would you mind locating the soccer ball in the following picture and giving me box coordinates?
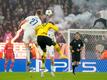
[45,10,53,16]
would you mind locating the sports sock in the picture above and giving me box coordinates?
[10,62,14,70]
[4,62,8,70]
[41,52,46,69]
[54,43,62,55]
[26,48,30,62]
[72,65,76,74]
[51,59,54,72]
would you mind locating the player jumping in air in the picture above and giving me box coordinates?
[70,32,83,75]
[44,10,56,77]
[35,18,67,77]
[12,10,42,71]
[4,38,14,72]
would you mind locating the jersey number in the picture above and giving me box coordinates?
[30,18,38,26]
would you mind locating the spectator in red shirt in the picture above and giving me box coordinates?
[4,38,14,72]
[100,50,107,59]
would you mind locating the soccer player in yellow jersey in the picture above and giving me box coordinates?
[35,10,67,77]
[35,22,67,72]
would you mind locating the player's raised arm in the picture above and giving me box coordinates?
[19,19,27,27]
[49,22,59,31]
[11,28,23,42]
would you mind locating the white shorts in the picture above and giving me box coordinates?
[47,46,54,57]
[23,30,37,44]
[21,22,37,44]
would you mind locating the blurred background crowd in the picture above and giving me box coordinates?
[0,0,73,42]
[0,0,107,42]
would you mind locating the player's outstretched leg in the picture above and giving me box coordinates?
[26,47,31,72]
[41,52,46,77]
[50,57,55,77]
[24,43,31,72]
[54,43,67,59]
[41,51,46,69]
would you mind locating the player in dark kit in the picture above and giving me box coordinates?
[70,32,83,75]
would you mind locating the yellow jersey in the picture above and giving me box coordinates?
[35,22,59,36]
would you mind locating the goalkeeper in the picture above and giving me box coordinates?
[35,21,67,69]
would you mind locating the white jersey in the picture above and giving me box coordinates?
[21,15,42,31]
[21,15,42,43]
[47,29,56,42]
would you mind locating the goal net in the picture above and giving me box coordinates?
[61,29,107,72]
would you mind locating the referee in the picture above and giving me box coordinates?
[70,32,83,75]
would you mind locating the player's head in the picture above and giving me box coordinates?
[74,32,81,40]
[35,9,43,17]
[35,9,46,22]
[7,37,12,43]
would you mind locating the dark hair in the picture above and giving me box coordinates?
[75,32,81,35]
[36,9,42,16]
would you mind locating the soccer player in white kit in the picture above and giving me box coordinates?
[12,10,42,71]
[46,29,56,76]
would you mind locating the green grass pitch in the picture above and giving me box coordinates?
[0,72,107,80]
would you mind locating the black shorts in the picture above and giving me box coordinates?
[72,52,81,62]
[37,36,55,51]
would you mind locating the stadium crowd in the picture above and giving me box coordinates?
[0,0,78,42]
[0,0,107,42]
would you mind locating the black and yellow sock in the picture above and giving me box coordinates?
[41,52,46,69]
[54,43,62,55]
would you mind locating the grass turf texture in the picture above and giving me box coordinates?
[0,72,107,80]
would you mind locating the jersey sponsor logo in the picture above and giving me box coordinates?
[78,44,81,47]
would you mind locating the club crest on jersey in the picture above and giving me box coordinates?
[78,44,81,47]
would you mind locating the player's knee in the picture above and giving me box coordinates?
[53,42,56,46]
[54,43,60,51]
[11,59,14,63]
